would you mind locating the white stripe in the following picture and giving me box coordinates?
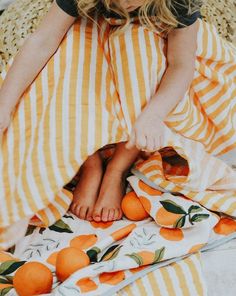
[167,266,185,295]
[37,62,54,198]
[62,30,74,176]
[138,28,151,101]
[74,19,86,163]
[180,258,200,296]
[6,123,19,220]
[87,21,98,154]
[25,83,45,209]
[49,48,64,186]
[0,138,8,225]
[113,35,132,132]
[154,269,171,296]
[205,86,233,115]
[101,53,109,146]
[126,25,142,118]
[17,102,32,217]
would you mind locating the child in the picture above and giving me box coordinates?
[0,1,234,223]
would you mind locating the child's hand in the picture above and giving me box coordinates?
[0,105,12,134]
[126,103,166,152]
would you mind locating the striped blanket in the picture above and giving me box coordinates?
[0,16,236,295]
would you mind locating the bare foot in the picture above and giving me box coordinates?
[70,152,104,221]
[92,165,125,222]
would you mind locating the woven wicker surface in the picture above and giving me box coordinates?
[0,0,235,71]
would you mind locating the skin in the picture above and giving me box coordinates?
[0,0,198,222]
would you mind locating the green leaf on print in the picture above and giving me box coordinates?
[4,276,13,284]
[0,287,13,296]
[0,278,9,284]
[0,261,26,276]
[153,247,165,264]
[174,216,186,228]
[191,214,210,223]
[160,200,186,215]
[86,247,101,263]
[126,253,143,266]
[100,245,122,262]
[25,225,37,237]
[49,220,73,233]
[188,205,203,214]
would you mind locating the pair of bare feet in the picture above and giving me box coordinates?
[70,151,125,222]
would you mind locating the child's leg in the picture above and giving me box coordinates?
[70,151,104,221]
[93,142,140,222]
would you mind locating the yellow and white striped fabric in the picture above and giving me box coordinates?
[0,17,235,248]
[117,253,207,296]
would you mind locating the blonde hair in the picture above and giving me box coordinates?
[75,0,202,34]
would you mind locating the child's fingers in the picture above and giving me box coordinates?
[126,131,136,149]
[153,136,162,151]
[146,135,155,152]
[136,133,147,150]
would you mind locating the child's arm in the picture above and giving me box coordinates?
[126,21,199,152]
[0,1,76,133]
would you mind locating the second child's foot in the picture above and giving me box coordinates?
[70,152,103,221]
[92,166,125,222]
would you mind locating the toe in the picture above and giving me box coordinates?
[69,201,78,213]
[101,207,109,222]
[72,204,81,217]
[79,206,88,220]
[93,207,102,222]
[108,209,115,221]
[114,209,122,220]
[69,202,76,213]
[86,207,94,221]
[118,209,123,220]
[113,209,119,220]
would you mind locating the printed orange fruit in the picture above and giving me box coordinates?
[0,251,18,263]
[139,196,152,213]
[99,271,125,285]
[76,277,98,293]
[138,180,162,196]
[56,247,90,282]
[46,251,59,266]
[160,227,184,241]
[70,234,98,250]
[121,191,149,221]
[213,217,236,236]
[156,207,182,227]
[136,251,155,265]
[111,224,136,241]
[90,221,113,229]
[13,262,53,296]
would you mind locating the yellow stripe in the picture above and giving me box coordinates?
[121,283,134,296]
[186,255,205,296]
[172,260,191,296]
[136,278,147,295]
[131,25,147,109]
[160,268,176,295]
[147,271,162,295]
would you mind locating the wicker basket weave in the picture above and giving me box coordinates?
[0,0,235,72]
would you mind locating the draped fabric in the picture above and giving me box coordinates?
[0,17,235,248]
